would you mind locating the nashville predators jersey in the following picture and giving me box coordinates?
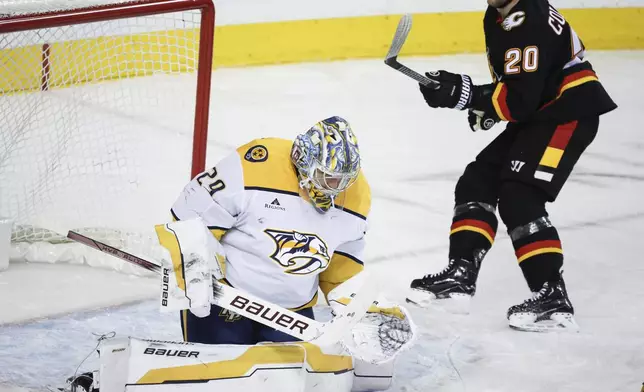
[170,138,370,310]
[476,0,617,123]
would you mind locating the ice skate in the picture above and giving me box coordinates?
[507,277,579,332]
[406,257,481,314]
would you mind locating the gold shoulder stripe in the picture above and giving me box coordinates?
[335,171,371,220]
[337,207,367,221]
[236,138,300,195]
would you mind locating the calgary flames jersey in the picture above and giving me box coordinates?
[170,138,370,310]
[476,0,617,123]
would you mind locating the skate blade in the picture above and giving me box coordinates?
[508,312,580,333]
[406,288,471,314]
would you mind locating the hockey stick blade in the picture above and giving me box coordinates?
[384,14,412,62]
[384,14,438,87]
[67,230,377,347]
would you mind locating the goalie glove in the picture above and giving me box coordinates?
[327,274,416,364]
[343,299,417,364]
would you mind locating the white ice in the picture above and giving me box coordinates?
[1,51,643,392]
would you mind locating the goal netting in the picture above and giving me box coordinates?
[0,0,214,270]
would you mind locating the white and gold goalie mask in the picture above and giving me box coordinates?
[290,116,361,213]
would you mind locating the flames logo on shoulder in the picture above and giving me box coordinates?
[264,229,330,275]
[502,11,526,31]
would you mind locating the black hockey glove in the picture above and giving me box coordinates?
[419,70,473,110]
[468,109,499,132]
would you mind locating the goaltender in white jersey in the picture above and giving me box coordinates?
[164,115,415,351]
[171,132,369,314]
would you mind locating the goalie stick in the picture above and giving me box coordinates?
[67,230,377,348]
[384,14,438,88]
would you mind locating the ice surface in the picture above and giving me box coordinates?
[1,51,643,391]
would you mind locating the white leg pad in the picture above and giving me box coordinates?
[97,337,356,392]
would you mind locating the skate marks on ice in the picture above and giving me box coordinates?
[0,386,30,392]
[391,309,483,392]
[0,264,159,326]
[573,171,644,182]
[0,301,180,391]
[392,301,643,392]
[371,189,445,214]
[584,149,644,169]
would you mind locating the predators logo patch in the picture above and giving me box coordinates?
[264,229,330,275]
[219,308,242,322]
[244,145,268,163]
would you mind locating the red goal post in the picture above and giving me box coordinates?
[0,0,216,267]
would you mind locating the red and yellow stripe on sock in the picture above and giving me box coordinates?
[450,219,496,245]
[534,120,578,182]
[515,240,563,264]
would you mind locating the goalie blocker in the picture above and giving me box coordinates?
[71,336,395,392]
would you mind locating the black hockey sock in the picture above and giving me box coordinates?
[448,202,498,263]
[511,218,563,292]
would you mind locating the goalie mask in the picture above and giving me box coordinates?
[291,116,361,213]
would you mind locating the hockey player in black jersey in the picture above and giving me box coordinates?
[406,0,617,331]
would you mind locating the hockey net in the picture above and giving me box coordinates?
[0,0,214,270]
